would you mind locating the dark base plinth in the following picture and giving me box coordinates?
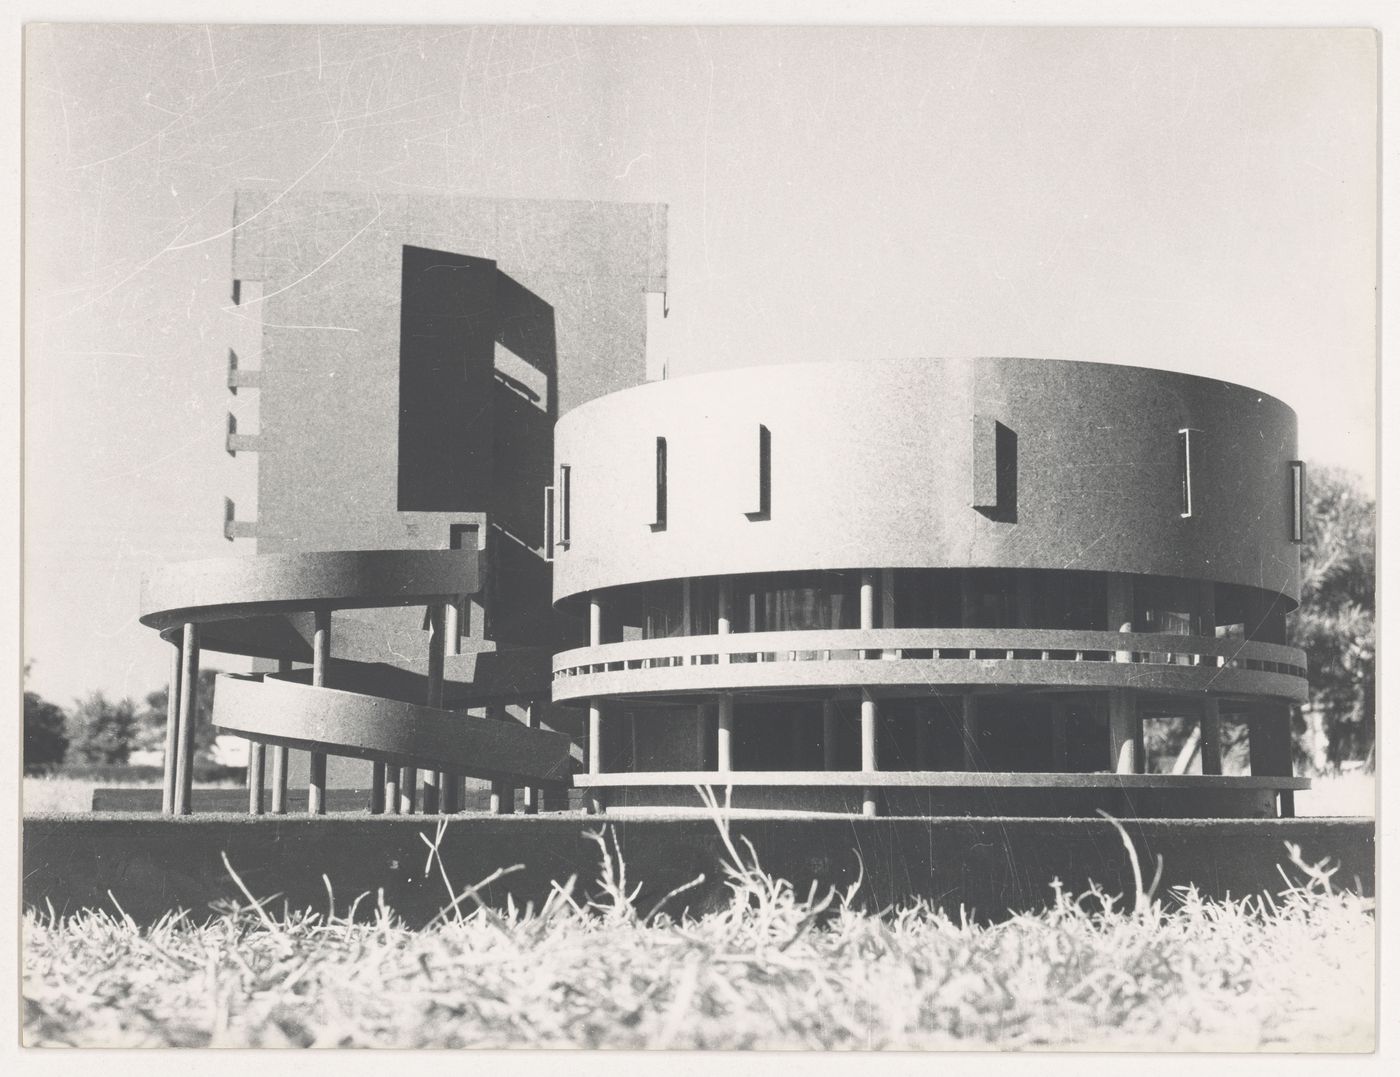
[23,814,1372,929]
[592,785,1284,818]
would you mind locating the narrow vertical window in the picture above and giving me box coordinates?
[543,485,555,562]
[651,437,668,530]
[557,465,571,549]
[1177,429,1193,518]
[1289,460,1305,543]
[746,424,771,519]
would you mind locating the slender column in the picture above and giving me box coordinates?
[860,687,877,818]
[859,574,878,815]
[961,693,979,771]
[1108,688,1139,774]
[422,604,446,814]
[444,599,461,657]
[717,693,734,772]
[717,579,732,654]
[523,700,539,815]
[589,594,603,646]
[711,578,734,775]
[588,595,603,774]
[308,609,330,815]
[441,771,461,814]
[489,704,514,814]
[270,658,291,814]
[587,702,603,776]
[860,693,877,768]
[172,622,200,816]
[860,571,876,658]
[399,766,417,814]
[1200,697,1223,775]
[1050,700,1068,771]
[384,765,400,815]
[860,571,876,625]
[371,762,386,814]
[587,595,605,813]
[822,699,839,770]
[1249,701,1295,818]
[1108,573,1134,666]
[247,741,265,815]
[161,640,182,815]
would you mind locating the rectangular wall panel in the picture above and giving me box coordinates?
[397,245,497,512]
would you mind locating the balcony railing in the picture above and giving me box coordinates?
[551,627,1307,701]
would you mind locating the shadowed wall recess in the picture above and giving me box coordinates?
[397,245,497,512]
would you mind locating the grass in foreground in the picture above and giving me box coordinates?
[22,807,1374,1051]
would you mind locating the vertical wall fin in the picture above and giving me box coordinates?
[972,415,1017,520]
[745,424,771,519]
[971,414,998,509]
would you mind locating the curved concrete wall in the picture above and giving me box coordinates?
[553,358,1300,606]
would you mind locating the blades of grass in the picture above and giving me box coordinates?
[422,864,524,932]
[1096,809,1151,916]
[644,873,706,925]
[220,851,281,935]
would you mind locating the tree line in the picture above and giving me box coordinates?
[23,463,1376,778]
[24,668,221,774]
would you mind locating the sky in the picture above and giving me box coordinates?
[22,24,1378,708]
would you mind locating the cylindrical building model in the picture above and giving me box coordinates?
[550,357,1310,818]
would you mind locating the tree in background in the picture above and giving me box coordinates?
[1289,464,1375,773]
[66,692,140,765]
[135,669,222,766]
[24,691,69,774]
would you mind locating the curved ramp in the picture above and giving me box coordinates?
[140,548,574,812]
[216,675,571,786]
[140,548,479,634]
